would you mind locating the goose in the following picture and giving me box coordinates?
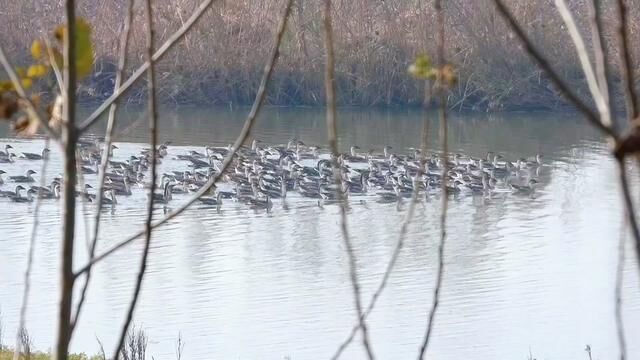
[0,144,14,157]
[0,153,17,163]
[10,170,36,183]
[510,178,538,195]
[21,148,50,160]
[0,185,26,197]
[197,192,224,211]
[11,188,36,203]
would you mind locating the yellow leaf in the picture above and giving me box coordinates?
[31,40,43,59]
[21,78,32,90]
[54,18,94,79]
[27,64,48,78]
[0,81,14,92]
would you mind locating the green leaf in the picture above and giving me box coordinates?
[54,18,94,79]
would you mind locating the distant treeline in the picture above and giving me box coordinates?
[1,0,639,110]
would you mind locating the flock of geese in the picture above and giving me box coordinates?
[0,139,545,210]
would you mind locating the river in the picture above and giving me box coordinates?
[1,106,639,359]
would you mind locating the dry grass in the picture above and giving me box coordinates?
[0,1,638,108]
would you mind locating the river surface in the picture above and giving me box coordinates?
[1,107,639,359]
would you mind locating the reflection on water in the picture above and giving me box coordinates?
[0,108,639,360]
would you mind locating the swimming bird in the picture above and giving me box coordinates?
[21,148,51,160]
[510,178,538,195]
[0,144,14,157]
[0,185,26,198]
[10,170,37,183]
[0,153,17,163]
[11,188,36,203]
[197,192,223,211]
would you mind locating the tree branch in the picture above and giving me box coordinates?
[587,0,613,130]
[0,46,60,139]
[78,0,222,133]
[56,1,78,359]
[113,0,159,356]
[13,138,50,360]
[323,0,374,359]
[74,0,294,279]
[616,210,627,360]
[70,0,134,333]
[554,0,610,127]
[491,0,614,138]
[615,0,638,120]
[418,0,447,357]
[330,82,433,360]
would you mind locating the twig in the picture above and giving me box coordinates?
[616,159,640,289]
[0,46,60,139]
[616,208,627,360]
[56,1,78,359]
[78,0,222,132]
[330,82,432,360]
[323,0,374,359]
[554,0,610,127]
[44,38,65,97]
[587,0,613,130]
[417,0,447,358]
[71,0,134,332]
[13,138,49,360]
[615,0,638,120]
[491,0,614,138]
[74,0,294,278]
[113,0,159,357]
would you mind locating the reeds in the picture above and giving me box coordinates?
[2,0,638,109]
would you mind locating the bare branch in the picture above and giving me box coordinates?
[587,0,613,129]
[113,0,159,357]
[13,138,50,360]
[330,82,433,360]
[491,0,614,138]
[554,0,610,127]
[616,210,627,360]
[616,159,640,286]
[0,46,60,139]
[615,0,638,120]
[71,0,134,332]
[323,0,374,359]
[44,38,65,97]
[75,0,294,278]
[78,0,222,133]
[56,1,79,359]
[418,0,447,357]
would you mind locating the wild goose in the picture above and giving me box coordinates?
[10,170,37,183]
[21,148,51,160]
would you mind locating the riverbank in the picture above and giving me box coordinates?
[2,0,638,111]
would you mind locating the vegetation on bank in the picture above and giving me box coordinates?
[1,0,638,110]
[0,349,102,360]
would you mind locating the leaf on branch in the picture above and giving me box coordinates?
[54,18,94,79]
[409,54,435,80]
[0,80,14,92]
[438,63,457,87]
[31,40,43,60]
[27,64,48,78]
[21,78,32,90]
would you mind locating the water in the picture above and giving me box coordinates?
[1,107,639,360]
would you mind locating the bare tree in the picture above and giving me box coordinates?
[113,0,159,357]
[323,0,374,359]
